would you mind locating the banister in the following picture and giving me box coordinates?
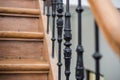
[40,0,105,80]
[56,0,64,80]
[75,0,84,80]
[46,0,50,33]
[51,0,57,58]
[64,0,72,80]
[93,21,102,80]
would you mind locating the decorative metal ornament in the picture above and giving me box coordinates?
[64,0,72,80]
[46,0,50,33]
[56,0,64,80]
[75,0,84,80]
[51,0,57,58]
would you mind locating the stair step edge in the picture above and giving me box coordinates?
[0,31,44,39]
[0,7,40,15]
[0,59,49,71]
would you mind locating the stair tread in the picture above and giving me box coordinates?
[0,59,49,71]
[0,31,44,39]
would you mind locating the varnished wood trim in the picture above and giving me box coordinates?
[0,31,44,39]
[0,59,49,71]
[0,38,43,42]
[0,13,40,18]
[0,7,40,15]
[0,71,49,74]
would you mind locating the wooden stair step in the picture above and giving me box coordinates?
[0,7,40,15]
[0,31,44,39]
[0,59,49,80]
[0,0,51,80]
[0,59,49,72]
[0,0,39,9]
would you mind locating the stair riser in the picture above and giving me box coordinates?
[0,16,41,32]
[0,40,43,60]
[0,73,47,80]
[0,0,39,9]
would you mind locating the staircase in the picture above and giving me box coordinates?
[0,0,56,80]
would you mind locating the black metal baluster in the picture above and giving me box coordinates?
[64,0,72,80]
[75,0,84,80]
[51,0,57,58]
[93,21,102,80]
[43,0,46,15]
[46,0,50,33]
[56,0,64,80]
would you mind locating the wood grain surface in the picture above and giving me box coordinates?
[0,0,50,80]
[0,73,48,80]
[0,0,39,9]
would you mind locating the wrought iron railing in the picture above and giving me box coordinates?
[75,0,84,80]
[64,0,72,80]
[42,0,102,80]
[51,0,57,58]
[93,21,102,80]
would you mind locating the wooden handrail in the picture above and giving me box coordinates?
[0,7,40,15]
[0,31,44,39]
[88,0,120,56]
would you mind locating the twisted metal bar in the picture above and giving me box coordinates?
[51,0,57,58]
[75,0,84,80]
[46,0,50,33]
[93,21,102,80]
[43,0,46,15]
[64,0,72,80]
[56,0,64,80]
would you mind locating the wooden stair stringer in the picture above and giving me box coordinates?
[39,1,58,80]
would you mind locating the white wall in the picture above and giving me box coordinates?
[112,0,120,8]
[63,0,120,8]
[63,0,89,6]
[82,7,120,80]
